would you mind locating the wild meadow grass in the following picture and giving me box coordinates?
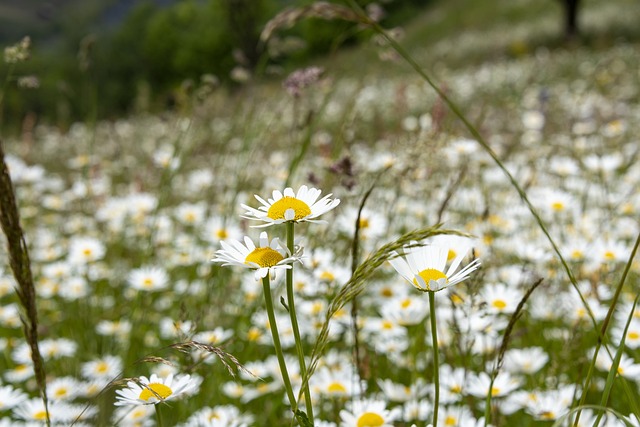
[1,0,640,426]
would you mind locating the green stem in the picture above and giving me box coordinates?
[154,404,164,427]
[428,291,439,427]
[262,275,298,414]
[286,221,314,422]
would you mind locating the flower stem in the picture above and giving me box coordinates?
[154,404,164,427]
[428,291,440,427]
[285,221,314,423]
[262,275,298,414]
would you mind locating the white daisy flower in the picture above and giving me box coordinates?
[212,231,300,280]
[240,185,340,227]
[0,384,28,410]
[340,398,401,427]
[127,266,169,292]
[81,355,123,381]
[389,241,480,292]
[114,373,199,406]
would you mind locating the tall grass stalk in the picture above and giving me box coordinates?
[0,142,50,426]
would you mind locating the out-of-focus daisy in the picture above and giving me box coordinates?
[241,185,340,226]
[112,404,155,426]
[179,404,253,427]
[0,384,28,410]
[313,366,354,399]
[174,202,207,227]
[339,398,401,427]
[67,236,106,265]
[479,283,523,315]
[503,347,549,375]
[115,373,199,406]
[47,376,81,401]
[377,379,428,403]
[127,266,169,292]
[379,294,429,325]
[212,231,300,280]
[81,355,123,381]
[466,372,522,398]
[159,317,194,339]
[389,240,480,292]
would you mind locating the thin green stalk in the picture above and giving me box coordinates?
[285,221,314,422]
[262,275,298,415]
[428,291,440,427]
[154,404,164,427]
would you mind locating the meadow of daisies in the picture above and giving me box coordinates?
[2,1,640,426]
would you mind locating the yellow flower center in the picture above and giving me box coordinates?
[447,249,456,261]
[320,271,335,281]
[327,382,347,393]
[216,229,228,239]
[245,247,284,268]
[382,320,394,330]
[54,387,68,398]
[492,300,507,309]
[83,248,93,256]
[267,197,311,221]
[380,287,394,298]
[413,268,447,290]
[604,250,616,260]
[357,412,385,427]
[247,327,262,341]
[139,383,173,401]
[491,386,500,396]
[571,249,584,260]
[539,411,555,420]
[401,298,412,308]
[34,411,48,420]
[551,201,565,211]
[96,361,109,373]
[445,415,457,426]
[142,278,154,288]
[358,217,370,229]
[628,331,639,340]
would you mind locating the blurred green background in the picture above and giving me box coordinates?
[1,0,637,134]
[0,0,434,131]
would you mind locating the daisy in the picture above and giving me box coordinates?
[81,355,123,381]
[240,185,340,226]
[112,404,155,426]
[502,347,549,375]
[47,376,81,401]
[126,266,169,292]
[67,236,106,265]
[339,398,401,427]
[389,241,480,292]
[0,384,28,410]
[114,373,199,406]
[212,231,300,280]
